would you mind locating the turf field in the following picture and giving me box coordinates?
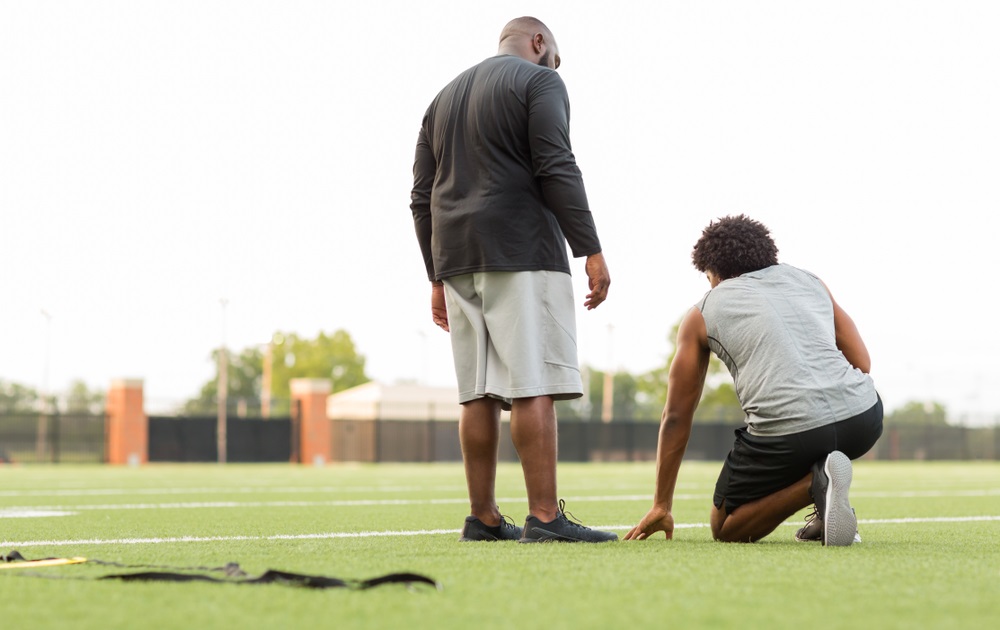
[1,461,998,629]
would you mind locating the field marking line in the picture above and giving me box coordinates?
[0,482,703,498]
[4,488,999,515]
[0,509,77,518]
[0,495,659,513]
[3,515,998,548]
[0,485,469,498]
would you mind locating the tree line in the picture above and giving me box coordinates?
[0,323,952,425]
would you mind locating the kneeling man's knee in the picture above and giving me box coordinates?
[710,504,727,540]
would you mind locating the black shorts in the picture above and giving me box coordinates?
[713,395,883,514]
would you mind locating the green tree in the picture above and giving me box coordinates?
[558,368,659,421]
[635,364,669,420]
[65,380,105,414]
[182,329,369,416]
[633,316,745,424]
[0,379,40,413]
[182,346,264,416]
[885,401,948,425]
[693,381,743,422]
[270,330,369,401]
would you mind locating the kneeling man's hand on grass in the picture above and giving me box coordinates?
[624,505,674,541]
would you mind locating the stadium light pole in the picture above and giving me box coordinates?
[36,308,52,461]
[217,298,229,464]
[262,337,273,419]
[40,308,51,406]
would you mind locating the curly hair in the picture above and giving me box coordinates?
[691,215,779,280]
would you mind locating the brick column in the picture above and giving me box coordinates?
[291,378,332,466]
[105,379,147,465]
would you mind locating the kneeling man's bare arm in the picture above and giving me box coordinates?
[625,307,711,541]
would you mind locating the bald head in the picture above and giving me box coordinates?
[498,16,560,69]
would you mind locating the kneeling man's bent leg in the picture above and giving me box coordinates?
[711,475,813,542]
[711,427,819,542]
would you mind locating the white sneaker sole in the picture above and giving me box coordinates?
[822,451,857,546]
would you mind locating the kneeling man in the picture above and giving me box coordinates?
[626,215,882,545]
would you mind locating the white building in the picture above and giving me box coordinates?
[326,381,461,421]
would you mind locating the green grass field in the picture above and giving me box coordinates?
[2,461,998,629]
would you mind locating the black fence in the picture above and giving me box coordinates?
[325,420,757,462]
[148,416,292,462]
[333,420,1000,463]
[0,413,105,463]
[2,414,998,463]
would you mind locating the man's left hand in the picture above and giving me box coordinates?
[624,505,674,541]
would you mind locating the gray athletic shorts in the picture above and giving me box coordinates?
[443,270,584,409]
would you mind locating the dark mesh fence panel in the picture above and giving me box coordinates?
[148,417,291,462]
[0,413,103,463]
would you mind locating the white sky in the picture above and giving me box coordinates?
[2,1,998,422]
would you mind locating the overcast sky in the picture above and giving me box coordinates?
[2,1,998,422]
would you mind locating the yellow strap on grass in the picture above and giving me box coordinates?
[0,557,87,570]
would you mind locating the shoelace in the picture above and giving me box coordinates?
[499,514,518,531]
[557,499,592,530]
[802,506,819,525]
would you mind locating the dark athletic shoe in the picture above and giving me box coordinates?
[794,507,823,542]
[810,451,857,547]
[458,513,523,542]
[519,499,618,543]
[794,506,862,543]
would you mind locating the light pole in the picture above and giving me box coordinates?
[217,298,228,464]
[36,309,52,460]
[262,337,273,419]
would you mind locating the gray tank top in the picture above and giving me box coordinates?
[697,264,877,436]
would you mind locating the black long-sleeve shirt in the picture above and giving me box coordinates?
[411,55,602,282]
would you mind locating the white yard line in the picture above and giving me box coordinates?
[3,515,998,548]
[0,494,659,513]
[2,488,999,514]
[0,486,467,498]
[0,482,704,498]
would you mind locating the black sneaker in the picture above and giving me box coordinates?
[794,506,862,543]
[794,507,823,542]
[458,513,523,542]
[810,451,857,547]
[519,499,618,543]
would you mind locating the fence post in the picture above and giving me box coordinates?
[427,418,435,463]
[290,378,332,466]
[105,379,147,465]
[289,399,301,464]
[889,426,900,461]
[51,411,60,464]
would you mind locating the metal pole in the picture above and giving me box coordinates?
[262,339,273,418]
[217,298,228,464]
[36,309,52,461]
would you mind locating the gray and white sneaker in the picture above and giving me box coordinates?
[810,451,857,546]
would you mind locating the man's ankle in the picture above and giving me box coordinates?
[527,506,559,523]
[471,509,501,527]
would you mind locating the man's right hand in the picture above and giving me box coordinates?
[431,282,449,332]
[583,252,610,310]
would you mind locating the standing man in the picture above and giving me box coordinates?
[625,215,882,546]
[411,17,616,543]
